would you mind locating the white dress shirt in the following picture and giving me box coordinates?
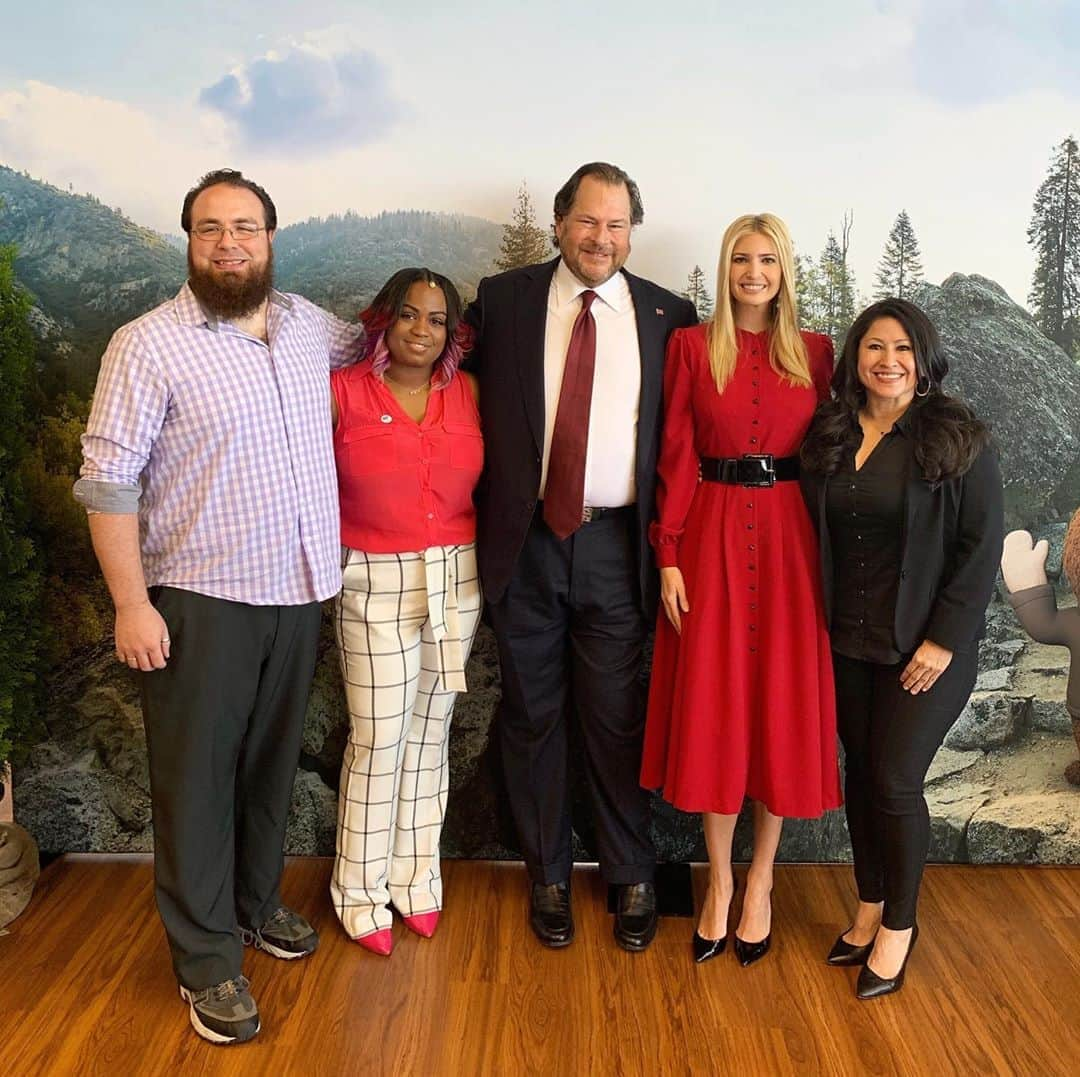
[540,259,641,507]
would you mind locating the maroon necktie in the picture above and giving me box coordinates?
[543,289,597,539]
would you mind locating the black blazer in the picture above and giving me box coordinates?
[464,258,697,617]
[801,443,1005,654]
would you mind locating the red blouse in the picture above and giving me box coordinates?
[331,360,482,553]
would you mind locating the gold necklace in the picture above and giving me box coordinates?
[385,373,431,396]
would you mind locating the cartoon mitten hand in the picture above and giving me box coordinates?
[1001,530,1050,593]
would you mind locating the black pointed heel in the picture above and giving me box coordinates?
[692,931,727,964]
[856,925,919,999]
[733,932,772,967]
[692,876,736,965]
[826,928,876,966]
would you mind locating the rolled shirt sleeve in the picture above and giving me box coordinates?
[73,322,169,513]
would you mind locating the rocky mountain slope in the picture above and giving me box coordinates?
[0,167,502,390]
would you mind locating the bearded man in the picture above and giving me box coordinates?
[74,169,363,1045]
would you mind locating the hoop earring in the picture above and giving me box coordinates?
[915,376,931,398]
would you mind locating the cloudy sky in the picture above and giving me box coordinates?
[2,0,1078,308]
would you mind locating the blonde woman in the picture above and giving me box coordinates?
[641,214,841,966]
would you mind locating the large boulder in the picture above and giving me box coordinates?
[944,692,1031,751]
[0,823,40,930]
[913,274,1080,525]
[967,793,1080,863]
[926,782,992,860]
[285,769,338,856]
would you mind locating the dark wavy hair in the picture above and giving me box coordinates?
[181,168,277,233]
[800,298,990,482]
[359,268,473,389]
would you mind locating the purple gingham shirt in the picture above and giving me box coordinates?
[74,282,364,605]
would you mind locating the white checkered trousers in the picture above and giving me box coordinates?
[331,542,482,938]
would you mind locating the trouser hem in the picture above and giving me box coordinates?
[603,863,656,886]
[528,860,572,885]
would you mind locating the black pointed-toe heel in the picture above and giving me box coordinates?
[692,876,737,965]
[826,929,876,967]
[856,925,919,999]
[733,932,772,967]
[692,931,727,964]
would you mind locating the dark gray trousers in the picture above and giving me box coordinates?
[140,587,322,989]
[488,508,656,886]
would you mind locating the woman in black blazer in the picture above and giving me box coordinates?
[800,298,1003,999]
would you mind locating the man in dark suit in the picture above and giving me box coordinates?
[465,162,696,950]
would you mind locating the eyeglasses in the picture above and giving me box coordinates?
[190,223,266,241]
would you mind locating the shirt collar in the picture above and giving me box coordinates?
[173,281,293,333]
[553,258,629,313]
[892,407,914,436]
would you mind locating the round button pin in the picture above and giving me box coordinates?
[380,414,392,424]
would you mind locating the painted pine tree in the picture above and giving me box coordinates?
[874,210,924,299]
[795,252,822,327]
[1028,135,1080,357]
[811,214,856,349]
[682,264,713,319]
[494,182,550,271]
[0,219,42,761]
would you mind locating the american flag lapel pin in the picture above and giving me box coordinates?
[655,307,665,316]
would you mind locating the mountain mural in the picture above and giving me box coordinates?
[0,166,503,391]
[273,210,503,318]
[0,166,185,389]
[4,166,1077,867]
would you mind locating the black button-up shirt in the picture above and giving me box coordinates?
[826,412,914,663]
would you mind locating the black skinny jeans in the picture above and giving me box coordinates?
[832,648,979,930]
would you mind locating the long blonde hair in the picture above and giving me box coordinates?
[707,213,810,393]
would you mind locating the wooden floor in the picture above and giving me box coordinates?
[1,858,1078,1076]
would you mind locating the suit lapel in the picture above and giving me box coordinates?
[516,259,559,455]
[624,270,666,467]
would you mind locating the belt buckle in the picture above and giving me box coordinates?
[581,506,595,523]
[741,453,775,487]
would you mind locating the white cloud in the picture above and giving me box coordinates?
[199,44,403,154]
[0,80,228,233]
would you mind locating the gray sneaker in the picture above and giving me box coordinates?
[178,975,260,1045]
[241,905,319,960]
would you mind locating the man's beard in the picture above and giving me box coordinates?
[187,247,274,320]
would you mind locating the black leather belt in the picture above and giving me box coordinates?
[700,454,799,487]
[535,501,634,523]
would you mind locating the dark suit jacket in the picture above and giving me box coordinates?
[801,442,1005,654]
[464,258,697,618]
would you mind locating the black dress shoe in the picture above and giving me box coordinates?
[614,881,658,952]
[856,925,919,999]
[733,933,772,967]
[529,882,574,948]
[826,928,876,966]
[692,931,727,963]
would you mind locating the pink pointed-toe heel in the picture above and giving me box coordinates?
[402,911,440,938]
[354,928,393,956]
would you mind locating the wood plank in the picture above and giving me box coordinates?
[0,859,1077,1076]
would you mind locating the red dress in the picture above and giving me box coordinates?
[640,325,842,817]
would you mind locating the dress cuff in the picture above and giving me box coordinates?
[648,522,682,568]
